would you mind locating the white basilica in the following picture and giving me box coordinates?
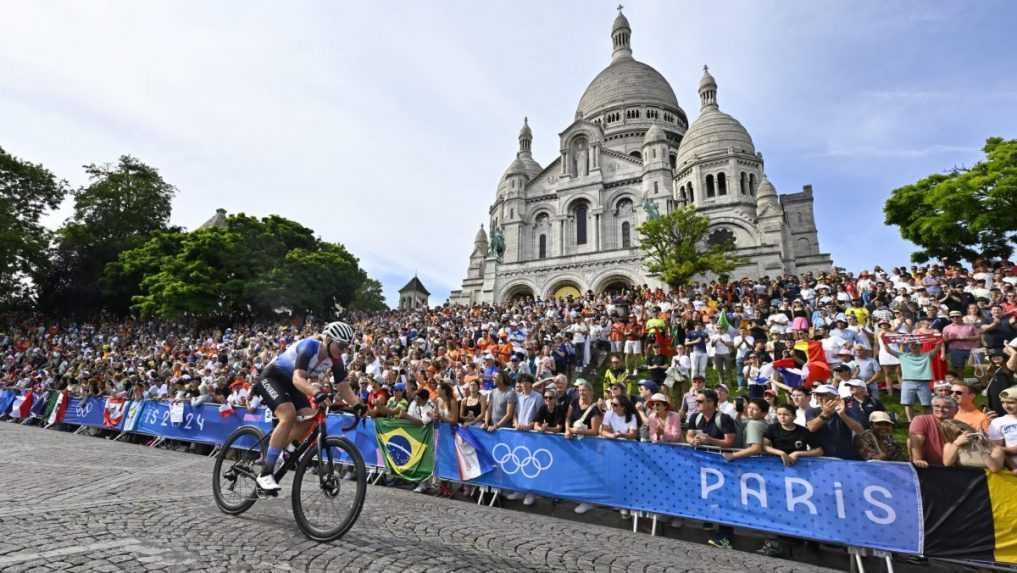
[449,9,832,305]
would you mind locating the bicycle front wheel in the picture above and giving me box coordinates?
[212,425,265,515]
[291,436,367,541]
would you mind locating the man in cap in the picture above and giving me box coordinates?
[843,379,885,428]
[805,384,864,459]
[909,395,957,468]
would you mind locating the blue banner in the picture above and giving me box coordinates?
[324,414,385,468]
[62,397,108,428]
[434,426,922,554]
[132,401,271,444]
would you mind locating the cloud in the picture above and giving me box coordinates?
[808,144,980,159]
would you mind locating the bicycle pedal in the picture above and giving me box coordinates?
[255,487,280,499]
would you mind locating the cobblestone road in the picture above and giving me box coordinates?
[0,423,840,573]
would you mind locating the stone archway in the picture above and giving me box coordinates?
[599,277,633,296]
[503,284,536,303]
[548,281,583,300]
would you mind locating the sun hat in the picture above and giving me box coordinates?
[869,411,893,425]
[647,393,670,407]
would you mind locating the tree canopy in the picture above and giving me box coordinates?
[118,213,383,322]
[638,206,742,289]
[38,155,177,316]
[884,137,1017,264]
[0,146,67,308]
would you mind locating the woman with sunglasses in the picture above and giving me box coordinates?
[600,394,638,440]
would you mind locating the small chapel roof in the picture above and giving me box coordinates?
[198,208,228,230]
[399,275,430,295]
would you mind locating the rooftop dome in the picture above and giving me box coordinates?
[576,9,681,119]
[675,66,755,168]
[577,58,680,118]
[643,124,667,144]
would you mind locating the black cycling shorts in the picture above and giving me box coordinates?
[254,367,311,412]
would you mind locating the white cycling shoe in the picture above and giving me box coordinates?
[256,473,281,491]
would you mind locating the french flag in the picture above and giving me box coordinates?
[771,358,806,388]
[12,390,34,418]
[453,426,495,481]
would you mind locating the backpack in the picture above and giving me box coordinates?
[691,411,745,449]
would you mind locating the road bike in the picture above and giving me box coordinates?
[212,394,367,541]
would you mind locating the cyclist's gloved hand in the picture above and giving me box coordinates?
[314,391,331,406]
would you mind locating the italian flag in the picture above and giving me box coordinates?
[43,390,69,425]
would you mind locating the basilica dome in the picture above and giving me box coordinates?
[675,66,755,168]
[576,57,680,119]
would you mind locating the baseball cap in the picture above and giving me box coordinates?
[869,411,893,425]
[1000,385,1017,401]
[843,379,866,388]
[716,383,729,392]
[393,383,406,392]
[813,384,838,395]
[573,378,592,389]
[949,310,962,317]
[833,364,851,373]
[637,380,659,393]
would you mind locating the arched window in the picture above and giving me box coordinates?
[539,234,547,259]
[669,153,677,170]
[718,173,727,196]
[621,222,631,248]
[706,174,715,198]
[749,174,757,195]
[574,202,588,245]
[740,172,747,195]
[688,182,694,202]
[629,150,642,160]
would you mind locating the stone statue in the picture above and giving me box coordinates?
[488,225,505,259]
[640,192,660,220]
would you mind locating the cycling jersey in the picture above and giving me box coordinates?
[255,337,348,411]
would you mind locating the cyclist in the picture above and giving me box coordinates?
[253,321,359,491]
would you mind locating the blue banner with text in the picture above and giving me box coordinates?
[434,425,922,554]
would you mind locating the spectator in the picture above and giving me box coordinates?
[600,395,638,440]
[848,346,881,399]
[459,380,485,426]
[603,355,631,397]
[637,392,682,444]
[715,384,737,419]
[855,411,905,461]
[988,385,1017,473]
[942,310,980,371]
[881,334,943,421]
[386,383,410,418]
[512,374,542,431]
[733,326,755,390]
[533,388,565,433]
[685,322,709,380]
[951,382,991,432]
[722,398,770,461]
[805,385,864,460]
[622,317,644,375]
[941,418,1001,470]
[403,388,434,426]
[843,379,885,428]
[565,379,602,514]
[909,396,957,468]
[678,375,705,422]
[986,347,1017,417]
[645,343,668,387]
[484,372,516,431]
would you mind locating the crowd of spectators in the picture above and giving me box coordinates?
[4,261,1017,556]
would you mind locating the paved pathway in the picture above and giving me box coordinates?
[0,423,839,573]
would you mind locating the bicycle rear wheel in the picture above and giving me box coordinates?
[291,436,367,541]
[212,425,265,515]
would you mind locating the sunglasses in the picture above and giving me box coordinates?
[950,390,967,396]
[695,399,704,404]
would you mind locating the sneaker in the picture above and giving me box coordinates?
[574,503,593,514]
[413,482,429,494]
[522,494,536,506]
[708,537,732,550]
[504,491,523,501]
[256,473,281,491]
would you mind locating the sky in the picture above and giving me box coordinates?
[2,1,1016,307]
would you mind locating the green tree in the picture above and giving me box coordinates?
[0,147,67,308]
[350,277,388,312]
[119,213,376,322]
[39,155,176,316]
[884,137,1017,263]
[638,206,742,289]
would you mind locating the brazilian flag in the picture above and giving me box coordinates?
[374,418,434,482]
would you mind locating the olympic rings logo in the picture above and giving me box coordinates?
[491,443,553,479]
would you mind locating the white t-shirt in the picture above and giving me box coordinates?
[602,410,637,434]
[989,415,1017,464]
[718,400,738,419]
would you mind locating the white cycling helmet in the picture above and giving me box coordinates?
[322,321,354,344]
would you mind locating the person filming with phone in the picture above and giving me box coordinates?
[805,384,864,460]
